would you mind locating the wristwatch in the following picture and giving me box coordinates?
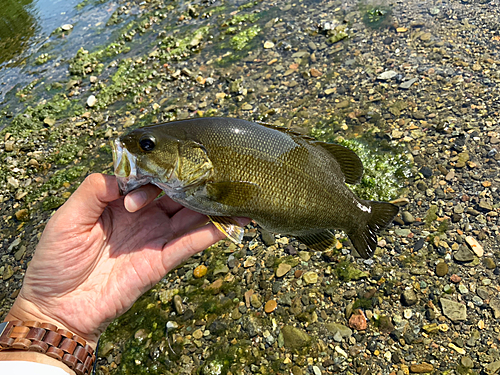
[0,320,96,375]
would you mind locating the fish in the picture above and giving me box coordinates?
[111,117,399,258]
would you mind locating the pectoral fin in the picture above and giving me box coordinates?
[314,142,364,184]
[208,216,245,244]
[206,181,261,206]
[295,230,337,251]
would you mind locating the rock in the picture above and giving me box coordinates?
[264,300,277,313]
[2,265,14,280]
[349,309,367,330]
[173,295,184,315]
[325,323,352,341]
[8,238,21,252]
[5,141,14,151]
[281,325,312,350]
[298,251,310,261]
[193,264,207,278]
[401,211,414,224]
[244,256,256,268]
[377,70,398,80]
[260,229,275,246]
[410,363,434,373]
[454,246,474,262]
[399,78,418,89]
[461,356,474,368]
[435,262,449,277]
[15,209,30,222]
[61,24,73,31]
[401,289,418,306]
[87,95,97,107]
[440,298,467,322]
[483,258,496,270]
[251,293,262,309]
[263,41,274,49]
[276,263,292,278]
[490,298,500,319]
[192,329,203,339]
[14,246,26,261]
[310,68,322,77]
[303,271,318,284]
[485,361,500,374]
[465,236,483,257]
[7,176,19,189]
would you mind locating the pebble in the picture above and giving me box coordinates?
[377,70,398,80]
[465,236,483,257]
[440,298,467,322]
[325,323,352,341]
[401,289,418,306]
[244,256,256,268]
[193,265,207,278]
[173,295,184,315]
[250,293,262,309]
[349,309,367,330]
[303,271,318,284]
[399,78,418,89]
[61,24,73,31]
[401,211,414,224]
[435,262,449,277]
[5,141,14,151]
[490,298,500,319]
[410,363,434,373]
[281,325,312,350]
[14,246,26,261]
[2,265,14,280]
[454,246,474,262]
[87,95,97,107]
[276,263,292,278]
[263,41,274,49]
[14,209,30,222]
[264,299,277,313]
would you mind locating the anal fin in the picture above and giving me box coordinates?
[295,230,337,252]
[208,215,245,244]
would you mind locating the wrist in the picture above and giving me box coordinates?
[5,298,99,351]
[0,350,76,374]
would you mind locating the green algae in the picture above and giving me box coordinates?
[230,25,261,51]
[336,260,369,281]
[311,128,410,201]
[158,25,211,61]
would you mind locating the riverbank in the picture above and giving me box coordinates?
[1,0,499,374]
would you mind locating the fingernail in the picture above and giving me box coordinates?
[125,190,148,212]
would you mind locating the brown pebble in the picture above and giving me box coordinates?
[435,262,449,277]
[348,309,367,330]
[410,363,434,373]
[294,270,303,278]
[193,264,208,278]
[450,274,462,283]
[310,68,322,77]
[15,209,30,222]
[264,300,277,313]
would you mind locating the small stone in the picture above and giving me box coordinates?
[349,309,367,330]
[310,68,322,77]
[192,329,203,339]
[485,362,500,374]
[87,95,97,107]
[435,262,449,277]
[461,356,474,369]
[298,251,311,262]
[440,298,467,322]
[251,293,262,309]
[14,246,26,261]
[465,236,483,257]
[303,271,318,284]
[454,246,474,262]
[2,265,14,280]
[281,325,312,350]
[264,300,277,313]
[401,289,418,306]
[61,24,73,31]
[241,103,253,110]
[263,41,274,49]
[193,264,207,278]
[401,211,414,224]
[15,209,30,222]
[260,229,275,246]
[450,274,462,283]
[410,363,434,373]
[483,258,496,270]
[173,295,184,315]
[244,256,257,268]
[377,70,398,80]
[44,117,56,126]
[276,263,292,278]
[325,323,352,341]
[399,78,417,89]
[4,141,14,151]
[7,176,19,189]
[490,298,500,319]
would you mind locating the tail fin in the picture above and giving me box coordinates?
[348,201,399,259]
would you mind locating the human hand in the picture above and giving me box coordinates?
[5,173,244,349]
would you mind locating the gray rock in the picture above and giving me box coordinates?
[461,356,474,368]
[440,298,467,322]
[325,323,352,342]
[281,325,312,350]
[260,229,275,246]
[485,361,500,374]
[401,289,418,306]
[454,246,474,262]
[401,211,414,224]
[399,78,418,89]
[490,298,500,319]
[377,70,398,80]
[14,246,26,261]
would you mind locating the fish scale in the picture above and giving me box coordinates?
[113,117,399,258]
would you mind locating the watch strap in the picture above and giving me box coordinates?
[0,321,95,375]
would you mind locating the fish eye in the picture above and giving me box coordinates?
[139,135,156,152]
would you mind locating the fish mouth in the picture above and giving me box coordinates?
[111,138,151,195]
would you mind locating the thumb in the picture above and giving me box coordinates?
[52,173,121,228]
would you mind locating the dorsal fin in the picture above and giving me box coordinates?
[313,142,364,184]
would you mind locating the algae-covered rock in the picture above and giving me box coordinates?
[281,325,312,351]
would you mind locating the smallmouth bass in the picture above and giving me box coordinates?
[112,117,399,258]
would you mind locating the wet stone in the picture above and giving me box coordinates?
[2,265,14,280]
[401,211,415,224]
[402,289,418,306]
[303,271,318,284]
[440,298,467,322]
[14,246,26,261]
[260,229,275,246]
[436,262,449,277]
[281,325,312,350]
[490,298,500,319]
[325,323,352,341]
[173,295,184,315]
[276,263,292,278]
[454,246,474,262]
[410,363,434,373]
